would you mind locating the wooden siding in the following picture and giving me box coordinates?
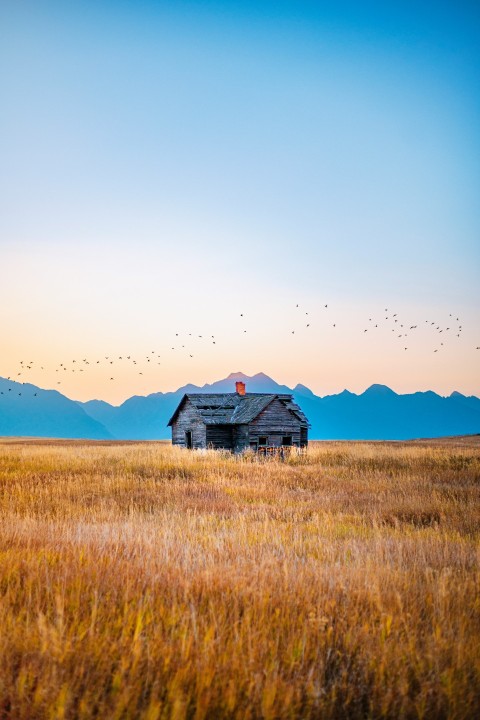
[233,424,249,453]
[249,398,306,448]
[206,425,233,450]
[171,398,206,449]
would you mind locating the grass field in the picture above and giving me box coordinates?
[0,438,479,719]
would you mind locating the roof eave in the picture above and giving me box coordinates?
[167,393,188,427]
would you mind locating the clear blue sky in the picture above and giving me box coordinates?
[1,1,479,401]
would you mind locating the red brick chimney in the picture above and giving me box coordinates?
[235,381,246,396]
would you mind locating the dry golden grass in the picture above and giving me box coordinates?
[0,438,479,719]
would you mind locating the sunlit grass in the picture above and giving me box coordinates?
[0,439,479,718]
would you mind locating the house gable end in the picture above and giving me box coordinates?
[167,394,188,427]
[248,397,305,446]
[167,395,205,427]
[170,397,206,449]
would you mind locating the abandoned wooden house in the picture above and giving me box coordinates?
[168,381,309,452]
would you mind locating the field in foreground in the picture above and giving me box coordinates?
[0,440,479,719]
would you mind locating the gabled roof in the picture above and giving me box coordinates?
[167,392,309,427]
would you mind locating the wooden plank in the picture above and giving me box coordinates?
[206,425,234,450]
[171,398,207,449]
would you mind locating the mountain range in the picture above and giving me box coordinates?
[1,372,479,441]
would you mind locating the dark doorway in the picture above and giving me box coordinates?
[185,430,193,449]
[282,436,292,446]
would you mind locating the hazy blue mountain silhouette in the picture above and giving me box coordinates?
[0,378,112,439]
[449,391,480,413]
[295,384,480,440]
[1,372,479,440]
[80,393,182,441]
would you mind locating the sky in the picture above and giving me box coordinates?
[0,0,479,403]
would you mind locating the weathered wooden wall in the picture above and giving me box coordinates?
[233,424,249,453]
[171,399,206,449]
[248,398,305,448]
[206,425,233,450]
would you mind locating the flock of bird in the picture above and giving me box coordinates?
[360,310,468,353]
[1,303,478,398]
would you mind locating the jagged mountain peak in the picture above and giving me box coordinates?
[363,383,397,396]
[294,383,315,397]
[225,371,249,381]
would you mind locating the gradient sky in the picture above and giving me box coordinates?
[1,0,479,403]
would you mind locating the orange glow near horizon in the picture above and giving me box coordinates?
[2,271,478,404]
